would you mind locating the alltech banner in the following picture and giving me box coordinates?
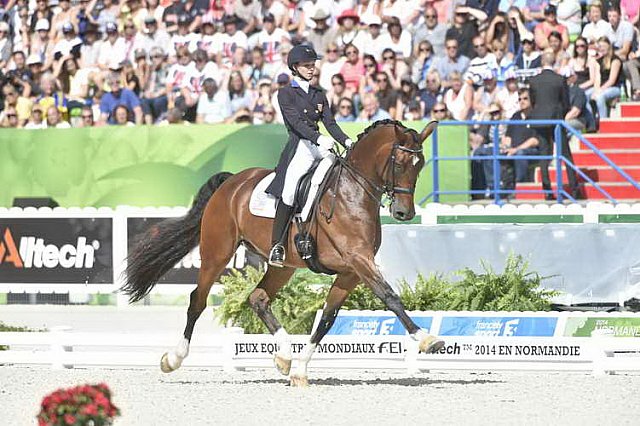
[0,217,113,284]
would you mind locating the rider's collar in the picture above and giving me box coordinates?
[292,77,310,94]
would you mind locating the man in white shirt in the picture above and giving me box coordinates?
[196,77,232,123]
[97,22,126,71]
[249,13,290,68]
[133,17,171,58]
[581,3,615,44]
[414,6,448,58]
[216,14,249,66]
[465,36,498,83]
[359,15,384,60]
[608,7,634,59]
[234,0,262,35]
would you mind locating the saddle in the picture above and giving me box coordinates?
[249,157,337,275]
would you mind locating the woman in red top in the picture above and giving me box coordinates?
[339,43,364,94]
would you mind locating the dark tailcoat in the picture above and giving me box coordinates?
[266,80,349,198]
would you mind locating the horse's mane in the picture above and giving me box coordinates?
[356,119,418,143]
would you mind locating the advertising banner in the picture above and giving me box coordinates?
[127,217,262,284]
[327,313,433,336]
[0,123,469,208]
[564,317,640,337]
[438,316,557,337]
[0,218,113,284]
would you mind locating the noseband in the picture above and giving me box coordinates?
[384,143,423,199]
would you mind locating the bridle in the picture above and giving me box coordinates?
[335,131,423,207]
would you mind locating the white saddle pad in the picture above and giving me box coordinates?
[249,157,334,222]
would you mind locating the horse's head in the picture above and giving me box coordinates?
[352,120,437,221]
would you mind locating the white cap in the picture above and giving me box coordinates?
[35,19,50,32]
[363,14,381,26]
[26,54,43,65]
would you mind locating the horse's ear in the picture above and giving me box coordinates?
[418,120,438,144]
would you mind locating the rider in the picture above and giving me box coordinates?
[265,44,354,267]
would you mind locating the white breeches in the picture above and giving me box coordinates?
[281,138,333,206]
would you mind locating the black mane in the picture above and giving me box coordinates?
[356,119,419,143]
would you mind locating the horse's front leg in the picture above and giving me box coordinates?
[349,253,445,354]
[248,266,296,375]
[290,272,359,387]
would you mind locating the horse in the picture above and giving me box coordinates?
[121,119,442,386]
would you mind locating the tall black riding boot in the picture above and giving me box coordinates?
[269,201,294,267]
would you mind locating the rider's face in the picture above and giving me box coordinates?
[296,61,316,81]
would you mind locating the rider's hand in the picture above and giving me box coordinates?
[344,138,354,149]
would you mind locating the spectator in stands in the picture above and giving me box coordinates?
[411,40,434,89]
[195,17,218,55]
[53,55,89,112]
[98,22,126,71]
[100,72,143,125]
[305,9,337,56]
[0,106,19,128]
[46,105,71,128]
[122,60,142,97]
[470,102,506,197]
[234,0,261,34]
[336,9,366,50]
[624,42,640,101]
[359,15,384,61]
[547,31,570,70]
[357,91,391,122]
[37,73,68,121]
[444,71,472,120]
[24,103,46,129]
[414,6,447,58]
[196,77,232,124]
[2,83,31,126]
[466,36,498,85]
[492,40,515,87]
[79,106,95,127]
[472,70,499,119]
[80,24,103,71]
[621,0,640,25]
[327,73,351,115]
[563,67,592,133]
[514,33,541,85]
[218,14,249,67]
[586,37,623,120]
[134,17,171,57]
[182,0,205,33]
[534,5,569,50]
[374,70,398,119]
[358,54,379,97]
[446,5,479,59]
[113,104,134,126]
[247,47,272,88]
[569,37,596,91]
[31,19,54,72]
[262,104,277,124]
[51,0,75,41]
[495,70,520,118]
[430,101,452,121]
[556,0,582,39]
[94,0,120,34]
[419,71,444,116]
[355,0,380,20]
[5,51,33,98]
[522,0,546,31]
[227,70,252,114]
[429,38,470,88]
[608,7,634,60]
[141,46,168,124]
[340,43,364,93]
[250,13,290,70]
[162,0,184,33]
[319,42,345,91]
[504,7,531,55]
[397,76,423,120]
[581,3,615,44]
[0,22,12,70]
[379,47,409,89]
[335,96,356,122]
[379,17,412,60]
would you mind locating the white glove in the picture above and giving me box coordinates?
[344,138,354,148]
[316,135,335,158]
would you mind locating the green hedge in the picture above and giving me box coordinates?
[216,254,558,334]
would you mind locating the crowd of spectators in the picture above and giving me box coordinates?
[0,0,638,131]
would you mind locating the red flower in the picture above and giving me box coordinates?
[64,414,76,425]
[81,404,98,416]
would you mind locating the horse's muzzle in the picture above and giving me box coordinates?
[391,204,415,221]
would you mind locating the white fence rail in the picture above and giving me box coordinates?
[1,330,639,375]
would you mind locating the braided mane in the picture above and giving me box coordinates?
[356,119,419,143]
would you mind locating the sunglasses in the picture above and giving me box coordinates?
[433,108,445,113]
[82,114,93,119]
[518,97,529,101]
[327,49,338,53]
[489,110,500,115]
[32,110,42,113]
[419,48,431,52]
[339,105,352,109]
[6,113,17,118]
[125,25,135,29]
[425,15,436,19]
[264,111,274,115]
[474,44,485,48]
[446,45,457,49]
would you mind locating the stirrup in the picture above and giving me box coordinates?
[268,244,285,267]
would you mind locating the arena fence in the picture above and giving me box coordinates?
[1,311,639,375]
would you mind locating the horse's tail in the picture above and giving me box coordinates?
[120,172,234,303]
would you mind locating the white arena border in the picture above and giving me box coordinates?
[1,311,639,374]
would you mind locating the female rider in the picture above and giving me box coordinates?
[265,44,354,267]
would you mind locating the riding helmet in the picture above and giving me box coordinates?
[287,44,320,71]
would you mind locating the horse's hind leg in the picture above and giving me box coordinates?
[290,272,359,387]
[161,234,236,373]
[248,266,296,375]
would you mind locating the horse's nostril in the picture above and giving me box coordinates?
[396,211,405,219]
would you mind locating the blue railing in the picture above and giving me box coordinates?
[420,119,640,205]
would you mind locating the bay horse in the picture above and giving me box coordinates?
[121,119,442,386]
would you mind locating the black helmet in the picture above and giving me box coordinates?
[287,44,320,71]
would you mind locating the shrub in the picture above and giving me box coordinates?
[0,321,32,351]
[37,383,120,426]
[215,254,558,334]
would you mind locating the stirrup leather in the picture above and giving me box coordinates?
[268,244,286,267]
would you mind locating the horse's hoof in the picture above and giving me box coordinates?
[274,354,292,376]
[160,352,176,373]
[419,335,445,354]
[289,374,309,387]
